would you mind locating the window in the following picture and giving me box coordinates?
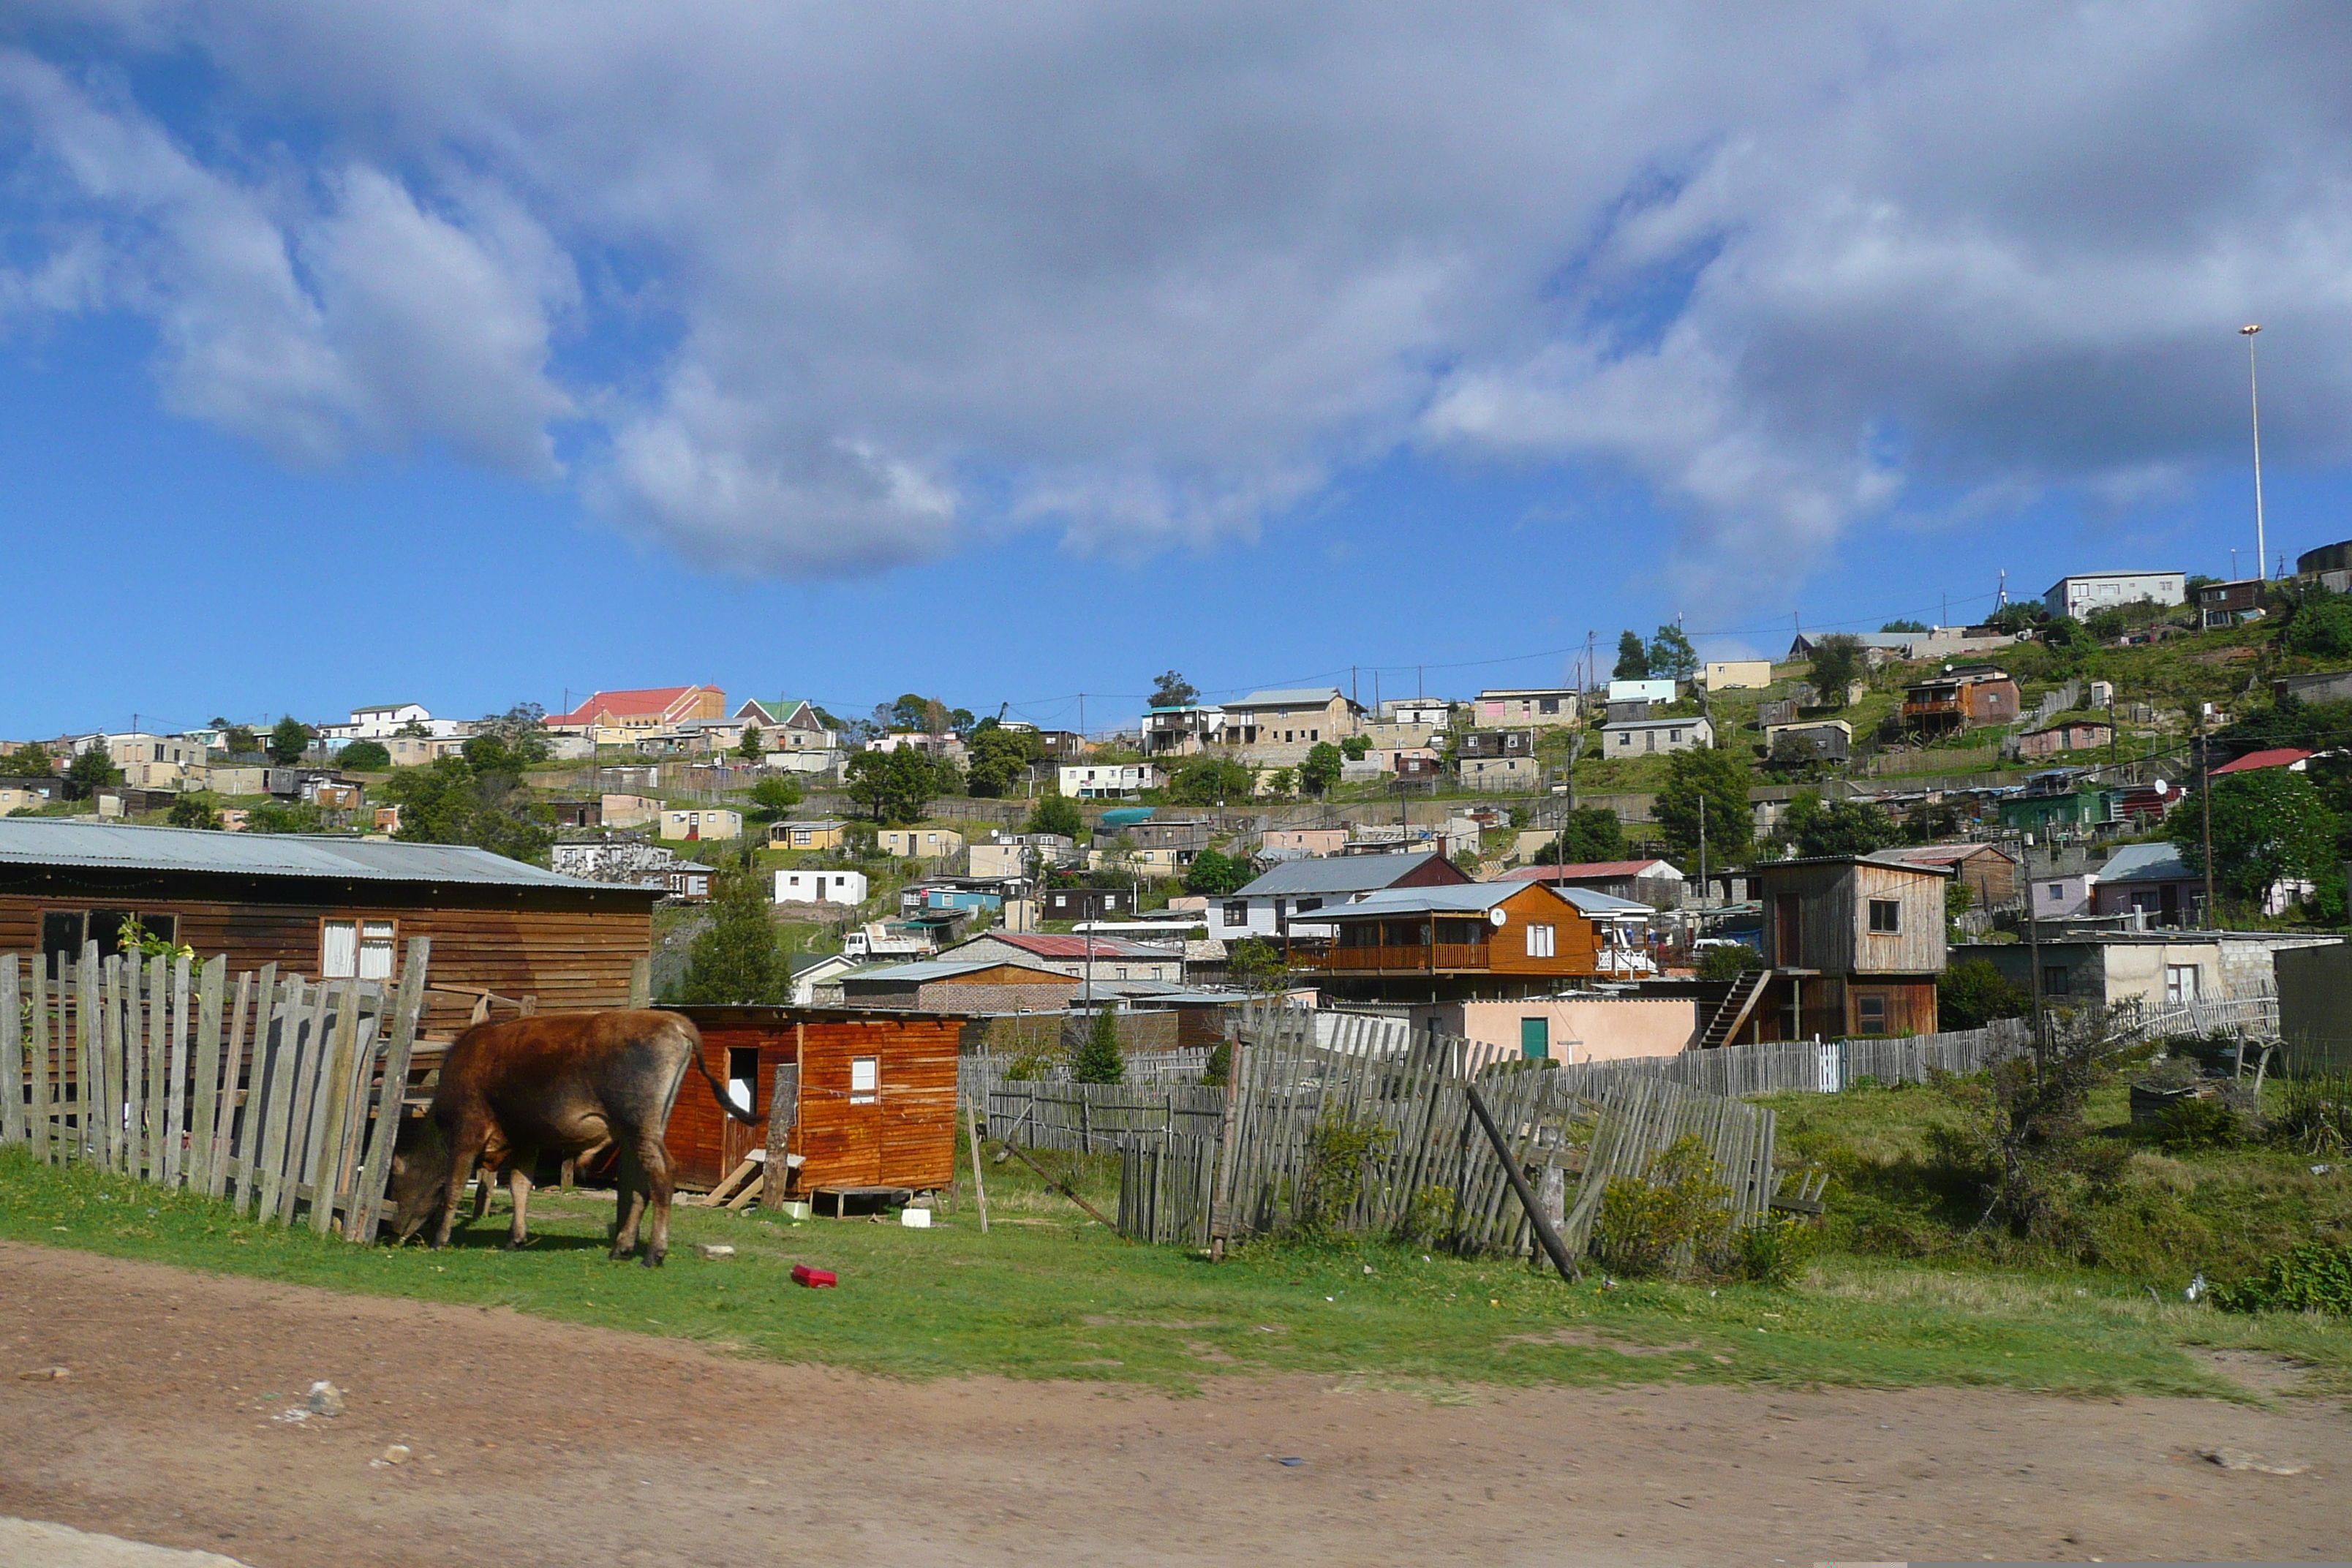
[726,1047,758,1113]
[320,918,398,981]
[1539,698,1558,715]
[2043,965,2071,995]
[1295,897,1323,914]
[849,1055,880,1104]
[1223,900,1249,927]
[1855,993,1888,1035]
[39,912,84,962]
[1525,923,1556,958]
[2166,965,2201,1005]
[1868,899,1900,933]
[2045,882,2065,901]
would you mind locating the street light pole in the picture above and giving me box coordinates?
[2242,324,2266,583]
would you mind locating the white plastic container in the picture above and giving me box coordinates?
[898,1207,933,1229]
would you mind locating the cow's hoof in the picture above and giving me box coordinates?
[607,1247,634,1263]
[641,1249,666,1269]
[502,1238,529,1251]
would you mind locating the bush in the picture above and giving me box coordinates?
[1937,958,2029,1029]
[2155,1096,2246,1153]
[1594,1136,1735,1278]
[338,740,391,771]
[1296,1112,1395,1237]
[1697,943,1764,981]
[1070,1006,1125,1085]
[1738,1216,1819,1287]
[2269,1071,2352,1156]
[2210,1243,2352,1315]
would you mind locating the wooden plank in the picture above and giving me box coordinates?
[350,939,430,1240]
[253,979,306,1223]
[93,952,119,1172]
[281,981,334,1226]
[163,955,192,1188]
[0,957,19,1147]
[309,980,364,1235]
[140,954,166,1180]
[206,968,250,1201]
[229,965,278,1212]
[29,954,53,1164]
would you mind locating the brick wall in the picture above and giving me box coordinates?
[918,981,1077,1014]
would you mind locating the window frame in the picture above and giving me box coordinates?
[320,914,401,983]
[1855,992,1889,1036]
[1524,922,1557,959]
[1867,898,1901,934]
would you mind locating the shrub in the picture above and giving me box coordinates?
[1738,1216,1819,1288]
[1070,1006,1125,1085]
[2210,1243,2352,1315]
[2155,1096,2246,1153]
[1937,958,2029,1029]
[2269,1072,2352,1157]
[1594,1135,1735,1278]
[1697,943,1764,981]
[1295,1112,1395,1237]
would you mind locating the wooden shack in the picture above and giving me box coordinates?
[0,818,657,1036]
[1715,854,1949,1042]
[665,1006,961,1197]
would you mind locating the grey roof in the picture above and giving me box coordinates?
[1303,881,1648,922]
[0,817,619,892]
[1225,687,1345,709]
[840,957,1071,985]
[1598,715,1713,731]
[1233,851,1449,898]
[2096,842,2196,884]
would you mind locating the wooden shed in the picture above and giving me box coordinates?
[664,1006,961,1197]
[0,818,657,1037]
[1725,853,1950,1043]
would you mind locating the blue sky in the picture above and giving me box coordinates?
[4,5,2350,738]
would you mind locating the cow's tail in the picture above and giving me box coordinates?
[674,1015,764,1126]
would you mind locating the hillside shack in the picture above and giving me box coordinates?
[0,818,657,1036]
[664,1006,961,1196]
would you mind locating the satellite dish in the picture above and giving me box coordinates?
[1490,906,1508,927]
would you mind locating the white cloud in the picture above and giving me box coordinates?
[6,4,2352,589]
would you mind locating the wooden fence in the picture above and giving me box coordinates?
[972,1076,1226,1153]
[1,940,431,1240]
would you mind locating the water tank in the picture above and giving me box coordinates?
[1098,807,1156,828]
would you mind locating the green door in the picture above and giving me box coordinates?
[1520,1017,1550,1060]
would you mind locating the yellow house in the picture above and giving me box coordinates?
[1703,660,1775,691]
[769,818,847,851]
[601,794,663,829]
[660,807,742,842]
[879,826,964,859]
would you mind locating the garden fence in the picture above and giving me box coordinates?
[1,940,431,1240]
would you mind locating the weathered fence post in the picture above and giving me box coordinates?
[0,955,20,1147]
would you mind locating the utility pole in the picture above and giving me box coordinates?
[2243,324,2266,583]
[2022,826,2046,1071]
[1697,794,1708,933]
[2198,714,2216,927]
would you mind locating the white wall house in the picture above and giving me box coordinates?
[1599,715,1715,755]
[1058,762,1160,799]
[774,868,869,905]
[1606,679,1678,705]
[2043,572,2185,619]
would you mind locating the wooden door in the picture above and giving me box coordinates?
[842,1039,884,1184]
[1774,894,1801,968]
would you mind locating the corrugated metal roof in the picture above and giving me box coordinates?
[1234,851,1447,898]
[0,818,622,892]
[1226,687,1344,708]
[955,931,1178,959]
[2096,843,2195,883]
[840,958,1071,984]
[1495,859,1676,881]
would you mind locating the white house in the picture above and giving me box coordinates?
[1058,762,1160,799]
[1382,698,1452,726]
[1607,679,1678,705]
[1599,715,1715,755]
[2032,871,2096,920]
[774,868,869,905]
[1207,851,1469,943]
[2042,572,2185,619]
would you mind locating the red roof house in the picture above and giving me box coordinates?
[546,685,727,736]
[2210,747,2314,777]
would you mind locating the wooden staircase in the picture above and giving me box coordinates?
[1699,967,1771,1050]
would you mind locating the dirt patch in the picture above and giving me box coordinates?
[5,1241,2351,1567]
[2191,1347,2318,1396]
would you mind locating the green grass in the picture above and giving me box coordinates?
[7,1139,2348,1401]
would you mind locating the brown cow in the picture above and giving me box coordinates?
[386,1009,756,1267]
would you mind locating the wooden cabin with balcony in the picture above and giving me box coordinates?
[1900,665,2019,736]
[1701,853,1950,1047]
[1281,880,1634,1000]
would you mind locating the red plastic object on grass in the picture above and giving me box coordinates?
[791,1264,837,1289]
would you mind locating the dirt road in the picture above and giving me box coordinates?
[1,1243,2344,1565]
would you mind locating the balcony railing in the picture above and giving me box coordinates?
[1289,942,1491,973]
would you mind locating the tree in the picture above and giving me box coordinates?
[748,776,804,818]
[2280,587,2352,660]
[1026,793,1085,839]
[380,754,552,864]
[965,723,1041,796]
[1165,756,1256,804]
[1697,943,1765,981]
[1647,623,1699,682]
[473,702,552,761]
[244,801,321,834]
[1183,847,1251,897]
[166,794,220,829]
[1805,635,1865,708]
[1299,742,1344,796]
[1880,619,1929,633]
[62,748,121,801]
[3,745,54,777]
[1545,804,1626,866]
[266,717,312,765]
[1339,735,1370,761]
[738,723,764,760]
[1613,630,1651,681]
[1779,791,1898,858]
[221,725,257,755]
[1937,958,2029,1030]
[1071,1006,1126,1085]
[1227,936,1290,992]
[1263,766,1297,799]
[680,870,787,1004]
[1654,745,1752,867]
[1150,671,1199,707]
[1985,602,2046,634]
[339,740,391,771]
[2173,769,2340,905]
